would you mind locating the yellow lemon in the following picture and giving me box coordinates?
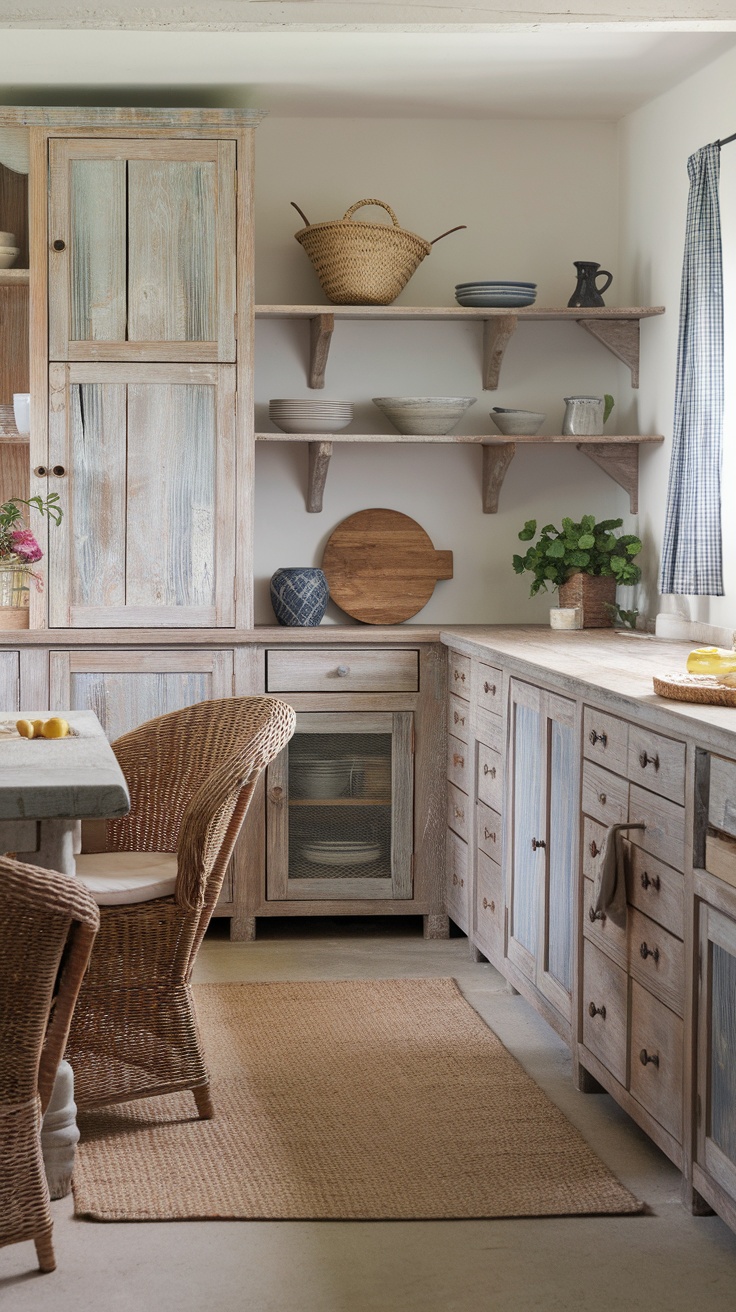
[16,719,36,739]
[41,717,70,739]
[32,719,45,736]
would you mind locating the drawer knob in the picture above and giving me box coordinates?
[588,1001,606,1020]
[52,238,66,251]
[483,896,496,913]
[453,753,465,768]
[452,873,464,888]
[454,806,464,821]
[51,464,66,477]
[640,870,661,892]
[598,791,607,805]
[589,839,600,858]
[639,750,660,772]
[484,827,496,843]
[639,940,660,963]
[639,1048,660,1068]
[34,465,48,477]
[454,668,466,682]
[589,729,608,747]
[454,711,465,725]
[589,905,605,923]
[531,837,546,851]
[484,764,496,778]
[483,681,496,696]
[336,665,350,677]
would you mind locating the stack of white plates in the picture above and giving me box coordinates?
[269,399,353,434]
[0,231,20,270]
[291,757,359,799]
[455,281,537,308]
[301,840,382,867]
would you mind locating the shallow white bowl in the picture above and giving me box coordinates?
[372,396,476,436]
[489,409,546,436]
[0,248,20,269]
[271,415,352,434]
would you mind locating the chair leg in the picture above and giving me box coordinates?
[34,1230,56,1273]
[193,1084,214,1120]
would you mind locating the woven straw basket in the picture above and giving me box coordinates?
[294,199,435,306]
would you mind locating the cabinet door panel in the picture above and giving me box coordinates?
[508,684,543,969]
[546,709,576,997]
[0,651,20,711]
[48,363,235,627]
[697,903,736,1202]
[49,139,235,361]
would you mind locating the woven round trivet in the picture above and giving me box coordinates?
[653,672,736,707]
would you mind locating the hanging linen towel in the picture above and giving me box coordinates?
[660,142,724,596]
[591,823,645,929]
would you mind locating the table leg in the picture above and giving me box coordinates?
[40,1059,79,1199]
[16,818,79,876]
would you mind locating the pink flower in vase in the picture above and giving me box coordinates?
[10,528,43,563]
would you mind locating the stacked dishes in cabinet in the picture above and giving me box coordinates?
[289,733,392,881]
[581,707,686,1161]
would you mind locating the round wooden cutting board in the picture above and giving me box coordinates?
[322,508,453,624]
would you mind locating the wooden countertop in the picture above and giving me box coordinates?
[0,625,442,647]
[441,625,736,754]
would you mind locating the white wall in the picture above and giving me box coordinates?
[254,116,634,625]
[619,43,736,631]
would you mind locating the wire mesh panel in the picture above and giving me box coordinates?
[289,732,393,882]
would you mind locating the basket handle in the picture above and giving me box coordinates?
[430,224,467,244]
[342,199,400,226]
[290,201,312,227]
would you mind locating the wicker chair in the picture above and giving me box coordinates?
[66,695,295,1118]
[0,857,100,1274]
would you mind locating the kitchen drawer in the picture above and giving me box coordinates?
[627,724,686,805]
[705,831,736,893]
[582,939,628,1087]
[447,734,470,795]
[583,706,629,776]
[628,906,684,1016]
[477,799,502,864]
[448,692,470,743]
[477,742,503,811]
[474,850,504,962]
[476,662,503,716]
[582,760,629,827]
[447,781,470,843]
[629,784,686,873]
[625,841,684,939]
[583,876,627,967]
[709,755,736,839]
[266,648,418,693]
[448,650,471,702]
[583,815,607,880]
[446,830,469,933]
[476,706,503,755]
[629,979,683,1143]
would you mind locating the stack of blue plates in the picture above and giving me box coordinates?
[455,280,537,308]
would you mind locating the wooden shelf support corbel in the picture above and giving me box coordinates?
[482,315,518,390]
[579,442,640,512]
[307,440,333,512]
[308,313,335,388]
[482,443,516,513]
[577,318,641,388]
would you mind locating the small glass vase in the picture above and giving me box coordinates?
[0,564,32,628]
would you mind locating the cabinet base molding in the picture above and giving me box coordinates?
[499,959,571,1047]
[423,914,450,940]
[577,1045,683,1171]
[692,1166,736,1231]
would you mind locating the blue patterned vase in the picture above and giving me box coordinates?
[270,567,330,627]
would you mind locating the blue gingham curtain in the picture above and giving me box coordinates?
[659,142,724,596]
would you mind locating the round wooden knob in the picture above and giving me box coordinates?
[52,239,66,251]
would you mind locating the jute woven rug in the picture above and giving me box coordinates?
[72,979,644,1221]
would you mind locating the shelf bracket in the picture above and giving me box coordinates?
[308,313,335,389]
[482,442,516,513]
[307,440,333,512]
[579,441,639,513]
[577,318,640,388]
[482,315,518,390]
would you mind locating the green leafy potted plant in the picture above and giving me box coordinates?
[512,515,642,628]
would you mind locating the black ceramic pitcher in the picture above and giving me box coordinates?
[567,261,613,308]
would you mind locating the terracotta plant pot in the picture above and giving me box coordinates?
[558,573,616,628]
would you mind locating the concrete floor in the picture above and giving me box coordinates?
[3,917,736,1312]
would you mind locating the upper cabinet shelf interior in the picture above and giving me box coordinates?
[48,139,237,362]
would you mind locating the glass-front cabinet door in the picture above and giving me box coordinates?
[697,901,736,1202]
[266,712,414,901]
[48,138,236,362]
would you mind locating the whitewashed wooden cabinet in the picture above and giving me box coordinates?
[47,362,236,627]
[48,138,237,362]
[696,897,736,1229]
[0,651,20,711]
[506,678,577,1026]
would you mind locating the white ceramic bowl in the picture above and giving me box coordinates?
[0,248,20,270]
[372,396,476,436]
[0,232,17,246]
[270,415,352,434]
[489,409,546,436]
[12,393,30,435]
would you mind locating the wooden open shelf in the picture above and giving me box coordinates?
[0,268,29,287]
[289,798,391,807]
[256,431,664,514]
[255,304,665,391]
